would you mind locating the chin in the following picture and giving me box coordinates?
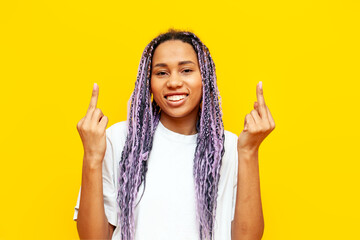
[161,107,200,120]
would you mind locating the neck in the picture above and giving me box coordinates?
[159,108,200,135]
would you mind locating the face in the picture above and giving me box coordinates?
[151,40,202,122]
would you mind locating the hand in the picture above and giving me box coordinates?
[237,81,275,156]
[76,83,109,167]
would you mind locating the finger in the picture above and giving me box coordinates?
[98,115,109,131]
[244,114,248,131]
[254,101,259,113]
[91,108,104,126]
[87,83,99,114]
[77,117,85,132]
[266,105,276,129]
[244,113,255,131]
[250,109,261,125]
[256,81,268,119]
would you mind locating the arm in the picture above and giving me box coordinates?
[76,158,114,240]
[231,150,264,240]
[76,83,115,239]
[231,81,275,240]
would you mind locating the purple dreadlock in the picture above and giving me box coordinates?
[117,29,225,240]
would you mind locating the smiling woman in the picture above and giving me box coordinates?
[73,28,274,240]
[151,40,203,135]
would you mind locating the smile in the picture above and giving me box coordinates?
[165,94,187,101]
[164,94,189,107]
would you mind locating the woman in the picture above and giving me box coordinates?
[73,29,275,240]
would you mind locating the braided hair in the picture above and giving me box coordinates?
[117,29,225,240]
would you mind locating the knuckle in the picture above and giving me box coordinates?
[99,109,104,116]
[256,127,262,133]
[258,127,265,133]
[94,108,101,115]
[82,125,89,132]
[248,127,256,134]
[88,105,95,112]
[263,123,271,131]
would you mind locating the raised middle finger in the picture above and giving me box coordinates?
[87,83,99,114]
[256,81,268,119]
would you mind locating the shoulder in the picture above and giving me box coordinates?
[224,130,238,153]
[219,130,239,187]
[105,120,128,143]
[222,129,238,167]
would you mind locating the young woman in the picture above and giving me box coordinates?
[73,29,275,240]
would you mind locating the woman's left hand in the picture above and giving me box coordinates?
[237,81,275,156]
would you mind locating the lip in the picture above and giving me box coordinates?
[164,94,188,107]
[164,92,189,98]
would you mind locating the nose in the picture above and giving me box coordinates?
[166,74,183,88]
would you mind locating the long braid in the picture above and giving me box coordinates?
[117,38,161,240]
[190,35,225,240]
[117,29,225,240]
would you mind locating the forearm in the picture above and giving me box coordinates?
[77,156,111,239]
[232,150,264,240]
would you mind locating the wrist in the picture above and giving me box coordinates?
[83,155,103,170]
[237,148,259,163]
[237,147,258,157]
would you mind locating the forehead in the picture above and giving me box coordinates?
[152,40,198,65]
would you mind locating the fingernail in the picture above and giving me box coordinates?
[93,83,97,90]
[259,81,262,90]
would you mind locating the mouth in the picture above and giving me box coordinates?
[164,93,189,107]
[164,94,188,102]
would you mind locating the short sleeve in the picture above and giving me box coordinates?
[231,141,238,221]
[73,188,81,220]
[73,128,118,227]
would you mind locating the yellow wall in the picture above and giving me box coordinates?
[0,0,359,239]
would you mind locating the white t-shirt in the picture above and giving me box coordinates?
[73,120,239,240]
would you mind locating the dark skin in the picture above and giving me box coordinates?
[151,39,276,239]
[76,39,275,239]
[75,83,115,239]
[232,82,275,240]
[151,40,203,135]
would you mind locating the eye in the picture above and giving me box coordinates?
[183,69,193,73]
[156,71,167,76]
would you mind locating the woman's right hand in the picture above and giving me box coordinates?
[76,83,109,168]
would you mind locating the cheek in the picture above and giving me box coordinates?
[150,80,162,101]
[194,76,203,99]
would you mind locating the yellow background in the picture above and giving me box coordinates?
[1,0,359,239]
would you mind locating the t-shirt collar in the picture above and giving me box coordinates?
[157,120,198,144]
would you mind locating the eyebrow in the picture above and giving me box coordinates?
[153,61,196,68]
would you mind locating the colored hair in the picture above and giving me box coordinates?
[117,29,225,240]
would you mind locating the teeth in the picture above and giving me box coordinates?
[167,94,187,101]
